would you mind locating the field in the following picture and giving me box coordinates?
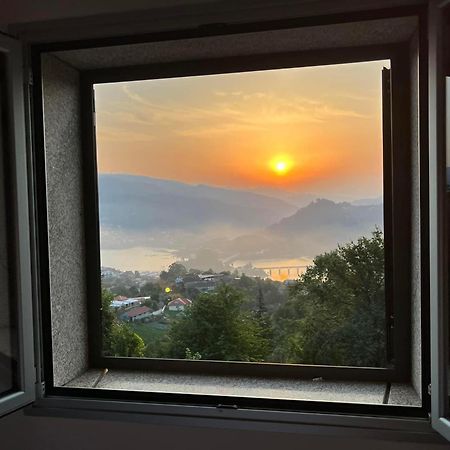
[129,321,168,345]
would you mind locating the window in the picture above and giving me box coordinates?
[34,13,427,417]
[83,49,414,387]
[7,2,450,444]
[0,34,35,418]
[0,51,17,399]
[94,61,390,372]
[79,42,414,389]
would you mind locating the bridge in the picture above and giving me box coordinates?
[257,265,309,278]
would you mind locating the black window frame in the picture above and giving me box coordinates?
[79,43,412,383]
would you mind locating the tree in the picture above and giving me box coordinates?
[272,230,386,367]
[109,322,146,357]
[229,276,288,313]
[165,284,270,361]
[140,281,163,303]
[254,280,273,353]
[160,262,187,283]
[102,289,146,357]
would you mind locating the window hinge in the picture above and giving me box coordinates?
[428,383,431,396]
[37,380,46,396]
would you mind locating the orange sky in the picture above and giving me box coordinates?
[94,60,389,200]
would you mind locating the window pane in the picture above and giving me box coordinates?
[446,75,450,409]
[95,60,388,367]
[0,54,17,396]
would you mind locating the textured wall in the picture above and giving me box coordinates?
[51,16,417,71]
[42,54,89,386]
[410,33,421,398]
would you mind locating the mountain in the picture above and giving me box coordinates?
[98,175,384,263]
[270,198,383,235]
[177,199,384,263]
[98,174,297,232]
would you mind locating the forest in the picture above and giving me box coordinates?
[102,230,386,368]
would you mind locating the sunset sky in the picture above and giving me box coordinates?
[94,59,389,200]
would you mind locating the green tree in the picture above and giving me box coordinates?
[102,289,146,357]
[101,288,116,354]
[140,281,163,304]
[109,322,146,357]
[272,230,386,367]
[165,284,270,361]
[160,262,188,283]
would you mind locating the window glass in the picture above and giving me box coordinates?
[0,54,17,396]
[446,76,450,406]
[95,60,389,367]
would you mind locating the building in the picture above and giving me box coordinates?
[167,298,192,311]
[121,305,152,322]
[111,298,141,309]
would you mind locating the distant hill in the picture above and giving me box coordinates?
[269,198,383,235]
[179,199,385,263]
[98,174,297,231]
[98,175,384,263]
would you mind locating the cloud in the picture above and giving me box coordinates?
[105,85,371,140]
[97,127,155,143]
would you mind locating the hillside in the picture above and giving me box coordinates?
[269,198,383,235]
[98,174,297,232]
[178,199,384,263]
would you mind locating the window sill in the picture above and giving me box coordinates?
[64,369,421,407]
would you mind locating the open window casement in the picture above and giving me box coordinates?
[0,34,35,418]
[429,0,450,442]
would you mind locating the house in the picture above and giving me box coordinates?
[111,297,142,309]
[167,298,192,311]
[129,296,151,303]
[121,305,152,322]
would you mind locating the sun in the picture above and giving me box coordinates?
[275,161,287,173]
[270,157,292,175]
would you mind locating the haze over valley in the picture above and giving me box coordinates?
[99,174,383,277]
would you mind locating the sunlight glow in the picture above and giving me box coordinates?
[270,157,292,176]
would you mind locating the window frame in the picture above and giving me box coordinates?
[430,0,450,439]
[27,8,434,420]
[0,34,36,418]
[79,43,412,383]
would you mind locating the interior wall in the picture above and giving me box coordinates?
[1,0,219,25]
[0,409,448,450]
[42,54,89,386]
[1,0,425,28]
